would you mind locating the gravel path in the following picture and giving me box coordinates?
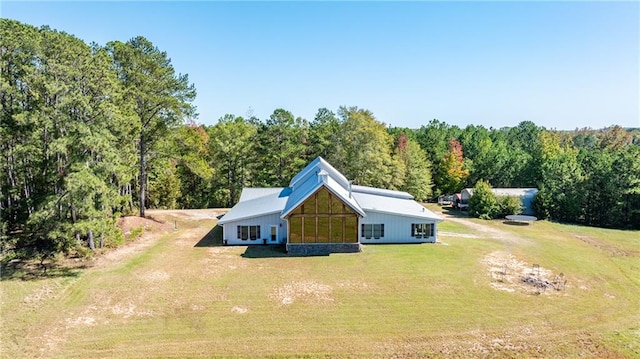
[437,209,532,246]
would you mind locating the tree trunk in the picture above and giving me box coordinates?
[99,232,104,249]
[139,131,146,218]
[88,229,95,251]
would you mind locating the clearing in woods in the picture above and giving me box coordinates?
[1,206,639,358]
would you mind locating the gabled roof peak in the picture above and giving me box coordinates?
[289,156,349,190]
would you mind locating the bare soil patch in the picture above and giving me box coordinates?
[482,251,567,295]
[95,216,173,266]
[117,215,172,236]
[231,305,249,314]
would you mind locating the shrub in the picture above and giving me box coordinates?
[469,180,499,220]
[497,196,523,218]
[126,226,145,241]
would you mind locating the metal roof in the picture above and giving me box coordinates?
[281,169,365,218]
[219,156,441,224]
[289,156,350,189]
[239,187,290,202]
[351,185,414,200]
[217,188,289,224]
[462,188,538,198]
[352,191,442,221]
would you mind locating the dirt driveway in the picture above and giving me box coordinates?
[94,209,225,268]
[434,207,532,246]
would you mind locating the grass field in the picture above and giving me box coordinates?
[1,206,639,358]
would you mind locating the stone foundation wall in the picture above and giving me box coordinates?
[286,243,361,256]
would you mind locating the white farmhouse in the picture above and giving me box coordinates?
[217,157,442,255]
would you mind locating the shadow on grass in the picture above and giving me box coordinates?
[1,258,86,281]
[503,220,532,226]
[194,225,223,247]
[440,206,470,218]
[241,245,288,258]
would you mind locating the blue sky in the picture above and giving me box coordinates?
[2,1,639,130]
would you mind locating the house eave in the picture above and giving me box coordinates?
[218,210,283,225]
[362,208,443,222]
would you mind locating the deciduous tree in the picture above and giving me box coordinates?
[334,107,404,189]
[395,133,433,200]
[437,139,469,195]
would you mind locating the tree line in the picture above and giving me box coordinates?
[1,20,638,260]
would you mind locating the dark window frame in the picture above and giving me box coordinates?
[361,223,384,239]
[237,225,261,241]
[411,223,434,238]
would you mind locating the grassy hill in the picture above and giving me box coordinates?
[1,207,638,358]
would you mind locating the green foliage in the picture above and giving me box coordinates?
[334,106,404,189]
[0,20,200,259]
[438,139,470,194]
[254,109,308,187]
[307,108,340,161]
[534,134,585,223]
[395,133,433,200]
[207,115,258,207]
[126,226,145,241]
[107,36,196,217]
[469,180,499,219]
[0,19,138,259]
[497,196,523,217]
[147,158,181,209]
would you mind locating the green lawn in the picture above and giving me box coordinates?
[1,210,639,358]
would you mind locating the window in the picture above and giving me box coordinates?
[237,225,260,240]
[361,224,384,239]
[411,223,434,238]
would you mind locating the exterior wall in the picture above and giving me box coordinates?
[521,195,536,215]
[287,187,359,244]
[359,211,437,244]
[461,189,473,202]
[459,189,472,209]
[221,213,287,245]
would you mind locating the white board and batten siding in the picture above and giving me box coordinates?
[359,211,437,244]
[222,213,287,245]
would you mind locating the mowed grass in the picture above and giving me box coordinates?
[1,210,639,358]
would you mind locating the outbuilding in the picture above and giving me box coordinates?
[460,187,539,215]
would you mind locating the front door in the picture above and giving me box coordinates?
[270,225,277,242]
